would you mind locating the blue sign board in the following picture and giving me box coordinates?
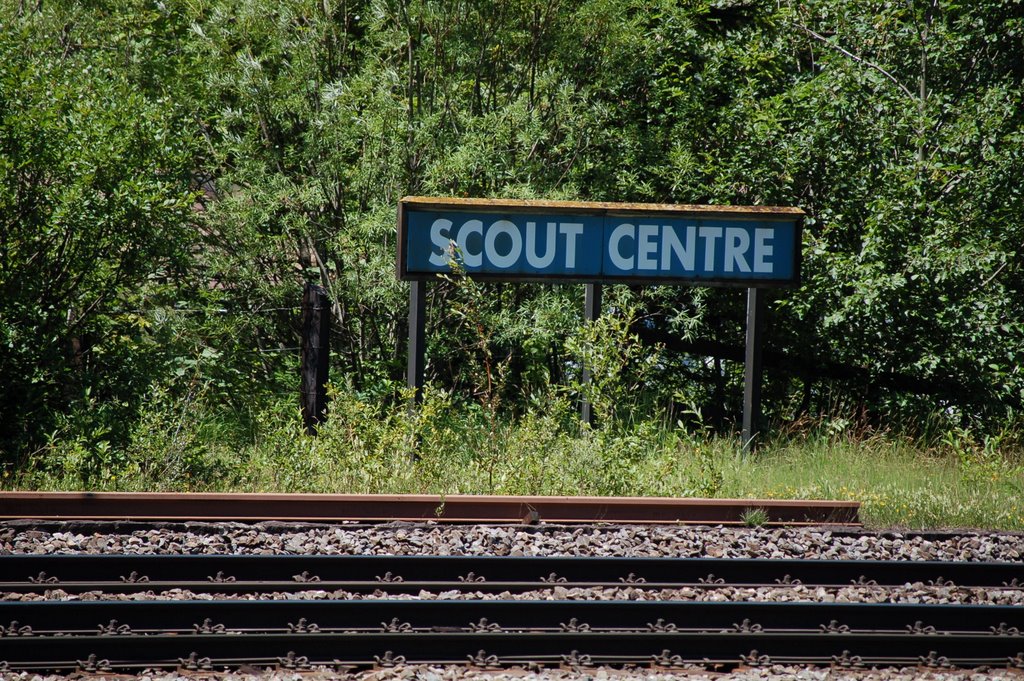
[398,197,802,286]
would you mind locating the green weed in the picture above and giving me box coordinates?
[11,385,1024,530]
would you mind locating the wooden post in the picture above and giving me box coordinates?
[581,283,602,426]
[742,287,764,452]
[300,283,330,435]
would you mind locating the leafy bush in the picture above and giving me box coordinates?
[3,0,1024,526]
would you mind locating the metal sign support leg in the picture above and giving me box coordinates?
[407,280,426,409]
[742,287,764,452]
[581,283,603,426]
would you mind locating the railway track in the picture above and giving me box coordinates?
[6,496,1023,673]
[0,491,861,525]
[3,554,1022,594]
[2,599,1023,672]
[2,554,1023,672]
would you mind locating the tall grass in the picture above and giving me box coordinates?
[717,433,1024,529]
[10,385,1024,531]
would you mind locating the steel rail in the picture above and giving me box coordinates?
[0,491,860,525]
[1,555,1021,594]
[2,626,1024,671]
[3,600,1022,635]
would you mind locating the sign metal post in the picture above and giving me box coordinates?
[742,287,765,452]
[407,279,426,410]
[581,283,603,426]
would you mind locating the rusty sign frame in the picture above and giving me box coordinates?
[397,196,803,287]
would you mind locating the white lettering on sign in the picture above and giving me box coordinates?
[609,223,635,269]
[456,219,483,267]
[606,222,775,274]
[724,227,751,273]
[661,223,695,270]
[754,228,774,273]
[610,223,703,272]
[699,226,722,271]
[428,219,453,266]
[637,224,658,270]
[526,221,556,268]
[485,220,522,268]
[560,222,583,268]
[429,217,588,270]
[426,216,778,275]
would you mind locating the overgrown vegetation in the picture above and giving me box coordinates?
[17,384,1024,529]
[2,1,1023,529]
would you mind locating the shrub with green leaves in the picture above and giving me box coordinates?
[3,0,1023,514]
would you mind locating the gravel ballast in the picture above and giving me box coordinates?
[3,664,1024,681]
[3,521,1023,679]
[6,584,1024,605]
[3,522,1023,562]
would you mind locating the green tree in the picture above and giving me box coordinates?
[5,0,1024,477]
[0,2,199,463]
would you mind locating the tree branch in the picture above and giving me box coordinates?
[631,323,975,403]
[794,23,916,102]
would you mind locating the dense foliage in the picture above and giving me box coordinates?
[1,0,1023,484]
